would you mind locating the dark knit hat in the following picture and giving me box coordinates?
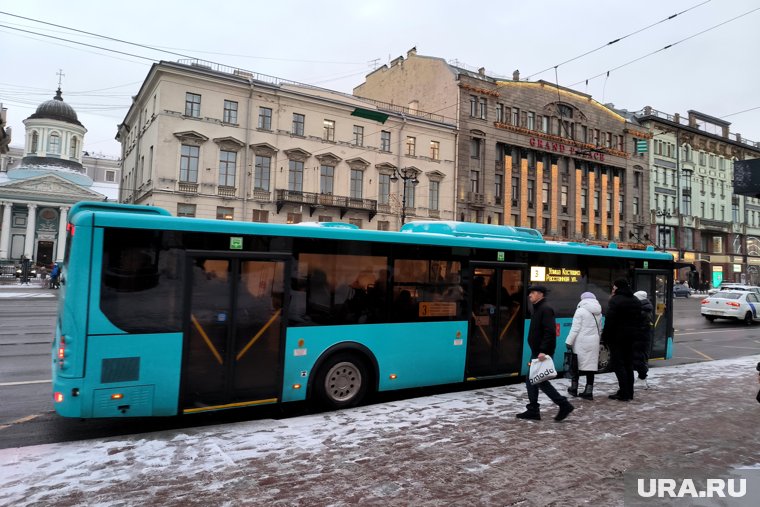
[529,285,547,294]
[613,278,630,291]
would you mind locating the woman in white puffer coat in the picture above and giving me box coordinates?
[565,291,603,400]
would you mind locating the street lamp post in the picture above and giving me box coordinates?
[656,208,672,251]
[390,167,419,226]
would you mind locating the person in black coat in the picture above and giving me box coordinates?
[516,286,574,421]
[602,279,642,401]
[633,290,654,388]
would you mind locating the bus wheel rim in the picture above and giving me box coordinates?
[324,361,362,402]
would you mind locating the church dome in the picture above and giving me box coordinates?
[28,88,82,126]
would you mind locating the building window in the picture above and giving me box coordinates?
[496,103,504,123]
[511,177,519,202]
[318,215,332,222]
[479,98,487,119]
[105,170,116,182]
[470,138,481,159]
[406,136,416,156]
[216,206,234,220]
[48,132,61,155]
[287,213,302,224]
[561,185,568,208]
[380,131,391,152]
[289,160,304,192]
[733,203,740,223]
[633,196,639,216]
[542,182,549,207]
[185,92,201,117]
[495,174,503,204]
[527,179,535,208]
[349,218,363,228]
[258,107,272,130]
[470,170,480,193]
[177,203,196,217]
[541,116,549,133]
[323,119,335,141]
[353,125,364,146]
[512,108,520,126]
[223,100,238,124]
[404,179,416,208]
[379,173,391,205]
[69,136,78,158]
[31,131,39,153]
[180,144,199,182]
[377,221,390,231]
[350,169,363,199]
[320,165,334,194]
[292,113,305,136]
[218,150,237,187]
[580,187,587,214]
[527,112,535,130]
[254,155,271,191]
[429,180,440,211]
[469,96,478,117]
[430,140,440,160]
[252,210,269,223]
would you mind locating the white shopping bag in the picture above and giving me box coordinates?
[528,356,557,385]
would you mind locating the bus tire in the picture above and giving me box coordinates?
[314,352,369,409]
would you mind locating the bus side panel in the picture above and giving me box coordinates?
[79,333,183,418]
[281,321,468,403]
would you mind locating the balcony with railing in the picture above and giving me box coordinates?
[275,189,378,221]
[217,185,237,197]
[178,181,198,193]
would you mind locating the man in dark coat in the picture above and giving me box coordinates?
[516,286,574,421]
[602,278,642,401]
[633,290,654,389]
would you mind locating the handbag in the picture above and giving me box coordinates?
[563,351,577,378]
[529,355,557,385]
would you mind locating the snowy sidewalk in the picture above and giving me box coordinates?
[2,356,760,506]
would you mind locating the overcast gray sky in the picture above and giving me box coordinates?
[2,0,759,158]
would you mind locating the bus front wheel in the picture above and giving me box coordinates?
[314,353,369,409]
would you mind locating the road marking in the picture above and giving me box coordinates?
[677,329,749,337]
[0,413,42,431]
[0,379,51,387]
[684,345,714,361]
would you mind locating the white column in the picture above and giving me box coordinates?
[55,206,69,262]
[24,203,38,260]
[0,202,12,260]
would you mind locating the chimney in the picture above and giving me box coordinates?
[478,67,485,76]
[513,69,520,81]
[407,46,417,57]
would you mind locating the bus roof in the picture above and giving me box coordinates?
[72,204,672,261]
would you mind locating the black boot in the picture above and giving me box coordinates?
[515,409,541,420]
[554,402,574,421]
[579,384,594,400]
[567,379,579,397]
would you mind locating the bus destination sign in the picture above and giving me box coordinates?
[531,266,581,283]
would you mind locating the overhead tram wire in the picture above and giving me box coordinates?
[567,6,760,89]
[524,0,711,81]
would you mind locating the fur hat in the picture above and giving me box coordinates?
[528,285,547,294]
[580,291,596,300]
[613,278,630,291]
[633,290,648,301]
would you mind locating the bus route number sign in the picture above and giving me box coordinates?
[230,237,243,250]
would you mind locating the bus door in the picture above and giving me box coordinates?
[633,269,673,360]
[181,254,288,413]
[467,263,527,379]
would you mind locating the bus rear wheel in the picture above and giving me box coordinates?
[314,353,369,409]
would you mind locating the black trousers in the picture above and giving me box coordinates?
[611,343,635,400]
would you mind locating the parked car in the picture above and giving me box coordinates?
[707,284,760,296]
[673,283,692,298]
[701,290,760,324]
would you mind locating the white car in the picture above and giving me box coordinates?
[700,290,760,324]
[707,284,760,296]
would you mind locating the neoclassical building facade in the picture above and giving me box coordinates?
[117,60,457,229]
[0,89,115,265]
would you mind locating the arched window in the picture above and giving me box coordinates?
[48,132,61,155]
[31,131,39,153]
[69,136,78,158]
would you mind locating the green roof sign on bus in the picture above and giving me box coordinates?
[230,237,243,250]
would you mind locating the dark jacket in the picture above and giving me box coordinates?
[635,298,654,347]
[601,287,641,350]
[528,298,557,358]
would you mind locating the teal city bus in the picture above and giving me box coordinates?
[52,202,675,418]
